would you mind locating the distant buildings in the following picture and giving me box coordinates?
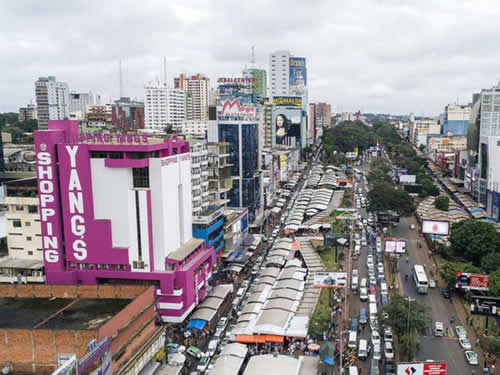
[441,103,471,137]
[243,68,267,97]
[314,103,331,129]
[86,104,112,128]
[35,76,69,129]
[409,119,441,147]
[144,79,185,132]
[112,97,145,130]
[69,91,97,119]
[18,103,37,122]
[175,73,210,121]
[269,50,291,96]
[181,120,209,138]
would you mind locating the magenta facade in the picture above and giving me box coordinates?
[34,120,214,322]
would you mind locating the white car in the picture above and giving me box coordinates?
[369,276,376,286]
[360,288,368,302]
[459,337,472,350]
[352,269,359,278]
[217,317,228,330]
[384,327,393,342]
[371,330,381,346]
[455,326,467,339]
[465,350,478,365]
[377,262,384,274]
[373,343,382,361]
[384,341,394,360]
[361,239,367,246]
[207,340,219,357]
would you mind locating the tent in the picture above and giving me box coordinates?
[186,319,207,330]
[319,342,335,366]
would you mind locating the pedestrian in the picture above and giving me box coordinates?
[476,338,480,346]
[491,364,495,375]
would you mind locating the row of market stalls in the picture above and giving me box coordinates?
[234,238,310,343]
[221,234,264,276]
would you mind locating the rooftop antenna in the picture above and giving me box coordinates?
[119,58,123,98]
[251,45,255,64]
[163,56,167,87]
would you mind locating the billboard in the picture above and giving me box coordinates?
[471,296,500,316]
[346,152,357,159]
[397,362,447,375]
[273,96,302,107]
[273,107,302,147]
[421,220,450,236]
[220,98,257,118]
[455,271,490,291]
[384,238,406,254]
[395,169,408,178]
[314,272,347,288]
[400,174,416,185]
[289,57,307,96]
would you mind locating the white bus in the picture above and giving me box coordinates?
[412,264,429,294]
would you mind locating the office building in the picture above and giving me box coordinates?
[181,120,210,138]
[243,68,267,98]
[18,103,37,122]
[144,79,186,131]
[269,50,291,97]
[35,76,69,129]
[308,103,315,141]
[441,103,472,136]
[34,120,214,322]
[69,91,96,117]
[314,103,331,128]
[174,73,209,121]
[112,97,145,130]
[409,119,441,147]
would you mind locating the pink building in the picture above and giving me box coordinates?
[34,120,214,322]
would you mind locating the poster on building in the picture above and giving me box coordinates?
[289,57,307,96]
[399,175,416,185]
[272,96,302,107]
[314,272,347,288]
[273,107,302,147]
[455,271,490,291]
[384,238,407,254]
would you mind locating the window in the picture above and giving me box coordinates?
[133,167,150,188]
[109,152,123,159]
[28,205,38,214]
[15,205,24,212]
[28,251,33,256]
[26,236,32,241]
[90,151,107,158]
[25,222,31,227]
[13,220,21,228]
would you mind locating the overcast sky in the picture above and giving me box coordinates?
[1,0,499,115]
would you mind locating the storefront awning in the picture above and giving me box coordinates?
[186,319,207,330]
[235,334,284,344]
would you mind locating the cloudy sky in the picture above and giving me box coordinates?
[1,0,499,115]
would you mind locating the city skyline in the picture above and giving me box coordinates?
[2,1,500,115]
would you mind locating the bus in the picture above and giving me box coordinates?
[412,264,429,294]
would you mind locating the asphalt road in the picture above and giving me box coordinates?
[395,203,477,374]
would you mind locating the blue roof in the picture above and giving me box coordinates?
[186,319,207,330]
[320,355,334,366]
[226,251,245,263]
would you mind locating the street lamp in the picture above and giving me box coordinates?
[405,296,415,334]
[339,330,349,375]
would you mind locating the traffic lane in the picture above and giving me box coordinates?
[417,336,474,375]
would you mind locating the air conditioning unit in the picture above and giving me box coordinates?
[133,260,146,269]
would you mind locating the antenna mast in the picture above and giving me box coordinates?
[251,45,255,64]
[163,56,167,86]
[119,58,123,98]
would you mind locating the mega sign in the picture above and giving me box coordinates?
[421,220,450,236]
[455,271,490,291]
[272,96,302,107]
[397,362,447,375]
[384,238,407,254]
[220,99,257,117]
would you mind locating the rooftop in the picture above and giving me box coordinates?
[167,238,205,261]
[0,297,130,330]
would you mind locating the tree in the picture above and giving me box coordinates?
[399,332,419,361]
[381,293,429,337]
[481,252,500,274]
[367,168,392,185]
[488,268,500,297]
[439,262,481,288]
[367,183,414,216]
[434,196,449,211]
[419,144,426,152]
[370,157,392,173]
[449,220,500,265]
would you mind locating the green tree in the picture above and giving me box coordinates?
[381,293,429,337]
[370,157,392,173]
[434,196,449,211]
[439,262,481,288]
[367,183,413,216]
[399,332,419,362]
[449,220,500,265]
[367,168,392,185]
[481,252,500,273]
[419,144,426,152]
[488,268,500,297]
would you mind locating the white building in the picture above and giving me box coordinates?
[269,50,291,97]
[189,141,210,217]
[144,80,186,131]
[35,76,69,129]
[409,119,441,147]
[174,74,209,121]
[181,120,210,138]
[18,103,37,122]
[69,92,96,117]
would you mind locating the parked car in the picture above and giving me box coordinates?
[360,288,368,302]
[186,346,203,359]
[455,326,467,339]
[459,337,472,350]
[207,340,219,357]
[371,330,381,346]
[384,327,393,343]
[217,317,228,330]
[464,350,478,365]
[373,343,382,361]
[359,308,368,324]
[384,342,394,360]
[441,287,451,299]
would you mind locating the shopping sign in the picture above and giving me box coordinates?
[397,362,447,375]
[455,271,490,291]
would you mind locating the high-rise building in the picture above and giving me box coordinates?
[409,119,441,147]
[174,73,209,121]
[144,79,186,132]
[308,103,315,141]
[243,68,267,98]
[314,103,331,129]
[35,76,69,129]
[18,103,37,122]
[269,50,291,97]
[34,120,214,322]
[441,103,472,137]
[112,97,145,130]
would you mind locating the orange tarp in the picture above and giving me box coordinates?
[236,334,284,344]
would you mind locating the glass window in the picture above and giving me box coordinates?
[129,152,148,159]
[133,167,150,188]
[109,152,123,159]
[15,205,24,211]
[28,205,38,214]
[90,151,107,158]
[12,220,21,228]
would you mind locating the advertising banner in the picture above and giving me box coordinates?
[421,220,450,236]
[397,362,447,375]
[346,152,357,159]
[455,271,490,291]
[395,169,408,178]
[400,175,417,185]
[289,57,307,96]
[273,107,302,147]
[314,272,347,288]
[220,98,257,118]
[384,238,407,254]
[272,96,302,107]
